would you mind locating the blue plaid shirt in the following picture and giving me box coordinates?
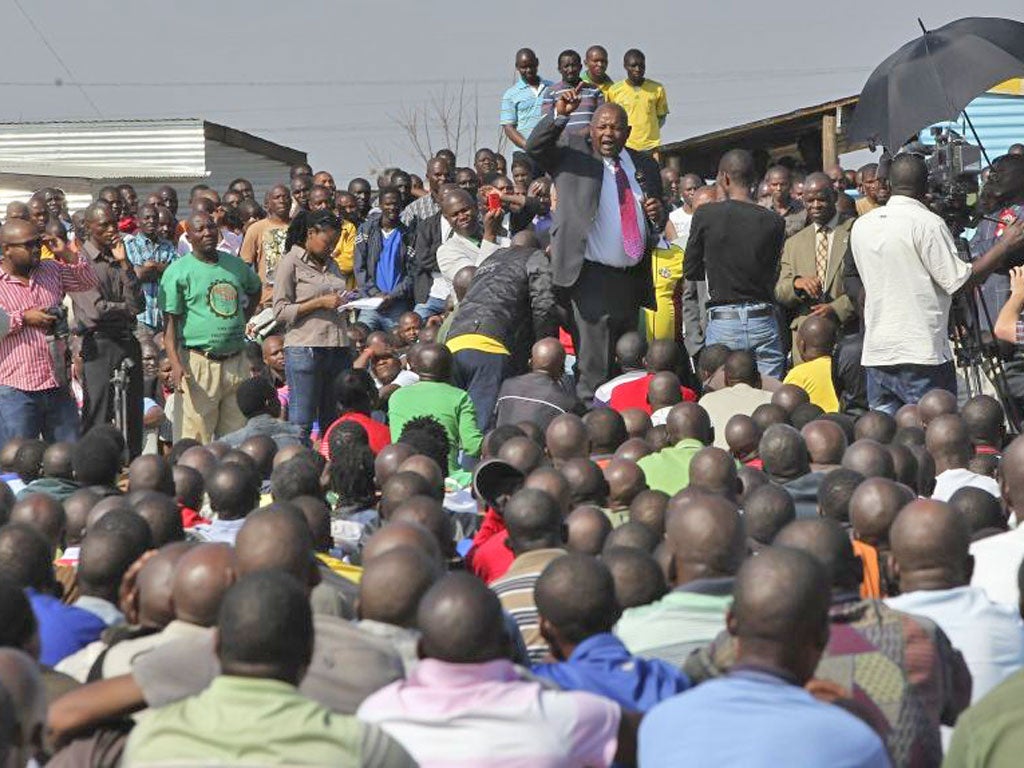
[124,233,177,328]
[500,76,552,140]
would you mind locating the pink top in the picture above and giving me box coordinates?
[0,260,97,390]
[357,658,619,768]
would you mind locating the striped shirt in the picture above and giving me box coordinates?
[0,259,97,391]
[490,548,565,663]
[541,79,605,132]
[124,232,177,329]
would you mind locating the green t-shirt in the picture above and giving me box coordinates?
[636,438,705,495]
[159,251,261,355]
[388,381,483,473]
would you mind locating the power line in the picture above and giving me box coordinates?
[11,0,103,118]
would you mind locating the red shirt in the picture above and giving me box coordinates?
[179,505,209,529]
[466,508,515,583]
[319,411,392,458]
[608,373,697,414]
[0,259,98,391]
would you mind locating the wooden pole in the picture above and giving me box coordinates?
[821,113,838,170]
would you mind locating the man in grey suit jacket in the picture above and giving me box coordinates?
[526,94,665,403]
[774,173,856,364]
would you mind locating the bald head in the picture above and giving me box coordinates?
[647,372,683,412]
[363,520,443,565]
[535,554,620,647]
[771,384,810,415]
[134,491,186,547]
[759,424,810,482]
[801,420,848,466]
[718,149,756,188]
[234,506,314,587]
[842,439,896,479]
[135,542,191,628]
[531,337,566,379]
[411,343,452,382]
[665,493,746,585]
[890,499,972,591]
[743,483,796,547]
[888,153,929,198]
[688,446,740,500]
[630,489,668,538]
[504,488,563,553]
[774,517,862,592]
[390,496,454,559]
[602,546,667,610]
[9,494,65,552]
[665,402,713,446]
[561,458,609,507]
[925,414,973,471]
[524,467,571,515]
[918,389,958,427]
[566,505,612,556]
[418,573,509,663]
[796,315,837,359]
[850,477,915,549]
[584,409,627,455]
[358,546,443,628]
[128,454,175,496]
[725,414,761,461]
[0,648,45,761]
[374,443,416,488]
[78,527,147,603]
[621,409,652,441]
[1000,435,1024,517]
[545,414,590,463]
[603,458,647,509]
[644,339,681,373]
[41,442,74,480]
[380,472,437,520]
[497,436,545,476]
[728,547,829,684]
[855,411,897,444]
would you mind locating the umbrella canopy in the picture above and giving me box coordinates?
[847,17,1024,151]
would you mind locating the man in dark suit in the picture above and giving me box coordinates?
[527,92,664,403]
[774,172,856,364]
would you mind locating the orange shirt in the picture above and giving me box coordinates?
[852,539,882,599]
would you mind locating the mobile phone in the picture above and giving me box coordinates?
[487,191,502,213]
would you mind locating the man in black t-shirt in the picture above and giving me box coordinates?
[683,149,787,379]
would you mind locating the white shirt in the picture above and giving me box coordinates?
[436,232,501,282]
[585,151,646,268]
[650,406,671,426]
[931,467,1001,502]
[852,196,972,366]
[886,586,1024,703]
[669,207,693,246]
[427,218,455,300]
[971,526,1024,607]
[698,383,774,449]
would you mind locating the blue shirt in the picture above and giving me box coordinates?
[28,588,107,667]
[531,633,690,712]
[500,76,553,140]
[124,233,177,329]
[639,667,891,768]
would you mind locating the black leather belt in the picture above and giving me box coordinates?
[186,347,238,362]
[707,304,774,320]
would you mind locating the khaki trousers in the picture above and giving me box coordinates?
[175,349,249,443]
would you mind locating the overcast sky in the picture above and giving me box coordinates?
[0,1,1021,182]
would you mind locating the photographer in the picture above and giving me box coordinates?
[977,154,1024,347]
[851,153,1024,414]
[0,218,98,444]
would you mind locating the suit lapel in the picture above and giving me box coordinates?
[825,221,851,288]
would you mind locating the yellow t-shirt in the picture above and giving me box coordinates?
[332,220,357,288]
[316,552,363,584]
[581,73,614,101]
[607,79,669,151]
[783,355,839,413]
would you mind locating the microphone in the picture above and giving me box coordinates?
[633,168,658,223]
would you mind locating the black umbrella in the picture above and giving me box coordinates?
[847,16,1024,151]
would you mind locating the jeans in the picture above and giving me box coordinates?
[413,296,447,321]
[285,346,352,438]
[359,300,411,332]
[0,385,79,444]
[452,349,510,430]
[866,362,956,415]
[705,303,786,380]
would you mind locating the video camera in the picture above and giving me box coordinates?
[899,128,983,233]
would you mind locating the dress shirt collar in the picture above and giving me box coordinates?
[409,657,517,688]
[730,662,801,687]
[290,244,329,272]
[81,239,112,263]
[814,212,841,232]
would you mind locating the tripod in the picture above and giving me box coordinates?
[111,357,135,463]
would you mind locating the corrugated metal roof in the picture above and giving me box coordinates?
[0,119,207,176]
